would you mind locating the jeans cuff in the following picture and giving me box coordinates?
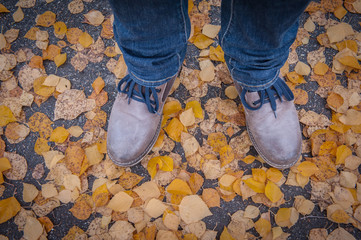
[128,70,178,88]
[233,69,280,91]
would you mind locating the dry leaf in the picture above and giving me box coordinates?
[202,24,221,38]
[202,188,220,208]
[70,195,92,220]
[0,197,21,224]
[144,198,168,218]
[36,11,56,27]
[13,7,24,22]
[254,218,271,238]
[68,0,84,14]
[84,10,104,26]
[327,22,354,43]
[167,178,192,195]
[92,184,109,207]
[23,183,39,203]
[54,53,67,67]
[265,181,283,203]
[3,152,27,180]
[118,171,143,189]
[23,216,43,240]
[49,126,69,143]
[193,34,214,49]
[179,195,212,224]
[275,207,299,227]
[295,62,311,75]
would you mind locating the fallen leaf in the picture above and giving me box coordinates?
[179,195,212,224]
[70,195,92,220]
[167,178,192,195]
[92,184,109,207]
[254,218,271,238]
[49,126,69,143]
[118,171,143,190]
[84,10,104,26]
[265,181,283,203]
[36,11,56,27]
[193,34,214,49]
[164,118,184,142]
[202,188,220,208]
[0,197,21,224]
[297,161,319,177]
[23,216,43,240]
[23,183,39,203]
[0,105,16,127]
[68,0,84,14]
[13,7,24,22]
[275,207,299,227]
[144,198,168,218]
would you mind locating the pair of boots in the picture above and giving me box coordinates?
[107,73,302,169]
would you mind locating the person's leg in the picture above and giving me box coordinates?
[220,0,311,168]
[107,0,190,166]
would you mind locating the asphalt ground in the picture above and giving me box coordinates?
[0,0,361,239]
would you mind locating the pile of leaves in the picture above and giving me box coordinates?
[0,0,361,239]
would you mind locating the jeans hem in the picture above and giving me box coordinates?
[232,69,280,91]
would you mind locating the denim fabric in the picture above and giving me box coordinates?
[109,0,311,90]
[220,0,311,91]
[108,0,190,87]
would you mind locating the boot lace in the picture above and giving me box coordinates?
[117,75,161,114]
[240,77,294,118]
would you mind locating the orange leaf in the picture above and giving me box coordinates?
[36,11,56,27]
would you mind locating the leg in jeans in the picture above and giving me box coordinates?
[220,0,311,168]
[107,0,190,166]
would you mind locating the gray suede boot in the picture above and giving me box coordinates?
[107,75,175,167]
[234,77,302,169]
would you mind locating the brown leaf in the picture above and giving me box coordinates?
[36,11,56,27]
[70,194,92,220]
[118,172,144,190]
[202,188,220,208]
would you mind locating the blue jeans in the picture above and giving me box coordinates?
[109,0,311,90]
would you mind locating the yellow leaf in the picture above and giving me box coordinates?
[70,195,92,220]
[78,32,93,48]
[0,105,16,127]
[188,0,194,13]
[243,178,265,193]
[66,28,83,44]
[219,174,236,192]
[313,62,329,75]
[36,11,56,27]
[92,183,110,207]
[318,141,337,156]
[207,132,227,152]
[327,92,344,110]
[147,157,162,179]
[219,145,235,167]
[164,118,184,142]
[334,6,347,20]
[286,71,306,84]
[189,172,204,194]
[265,181,283,203]
[0,157,11,172]
[33,76,55,97]
[49,126,69,143]
[184,234,198,240]
[209,45,225,62]
[34,138,50,155]
[53,21,67,38]
[275,207,299,227]
[185,100,204,119]
[254,218,271,238]
[163,101,182,116]
[330,209,350,223]
[336,145,352,165]
[92,76,105,94]
[242,155,256,164]
[0,4,10,13]
[0,197,21,224]
[297,161,319,177]
[193,34,214,49]
[266,168,283,183]
[220,227,235,240]
[296,173,309,188]
[159,156,173,171]
[118,172,143,189]
[252,169,266,183]
[0,172,3,184]
[54,53,67,67]
[338,55,361,69]
[336,40,357,53]
[167,178,192,195]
